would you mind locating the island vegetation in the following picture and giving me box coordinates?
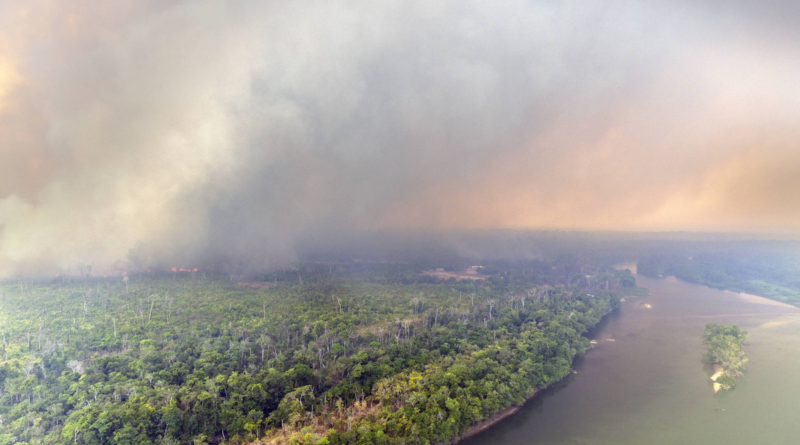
[0,259,638,445]
[702,323,747,391]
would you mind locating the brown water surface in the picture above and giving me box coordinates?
[463,265,800,445]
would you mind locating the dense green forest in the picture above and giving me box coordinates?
[702,324,747,391]
[0,261,635,445]
[637,252,800,307]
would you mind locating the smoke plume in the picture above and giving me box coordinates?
[1,0,800,274]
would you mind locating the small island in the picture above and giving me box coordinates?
[702,323,747,392]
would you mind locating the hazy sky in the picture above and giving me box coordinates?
[1,0,799,274]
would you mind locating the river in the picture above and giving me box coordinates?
[463,264,800,445]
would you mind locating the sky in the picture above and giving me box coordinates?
[1,0,799,274]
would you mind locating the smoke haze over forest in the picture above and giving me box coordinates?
[2,0,800,274]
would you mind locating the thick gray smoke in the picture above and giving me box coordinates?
[1,0,800,275]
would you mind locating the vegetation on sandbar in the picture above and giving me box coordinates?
[702,323,747,391]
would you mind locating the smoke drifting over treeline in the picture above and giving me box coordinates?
[1,0,800,275]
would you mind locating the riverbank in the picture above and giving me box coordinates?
[463,273,800,445]
[737,291,797,309]
[456,396,532,442]
[454,307,616,443]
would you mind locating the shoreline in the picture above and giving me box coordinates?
[637,271,800,310]
[454,395,533,442]
[736,291,799,309]
[453,307,615,444]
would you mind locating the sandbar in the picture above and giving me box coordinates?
[710,364,724,393]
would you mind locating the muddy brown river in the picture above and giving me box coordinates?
[463,265,800,445]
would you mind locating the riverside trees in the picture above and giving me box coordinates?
[0,261,631,444]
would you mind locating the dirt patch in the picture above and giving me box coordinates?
[421,267,488,281]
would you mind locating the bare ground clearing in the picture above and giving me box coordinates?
[421,267,488,281]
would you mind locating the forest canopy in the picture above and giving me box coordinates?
[0,259,633,445]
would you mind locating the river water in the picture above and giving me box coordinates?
[464,265,800,445]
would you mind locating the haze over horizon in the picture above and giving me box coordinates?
[2,0,800,274]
